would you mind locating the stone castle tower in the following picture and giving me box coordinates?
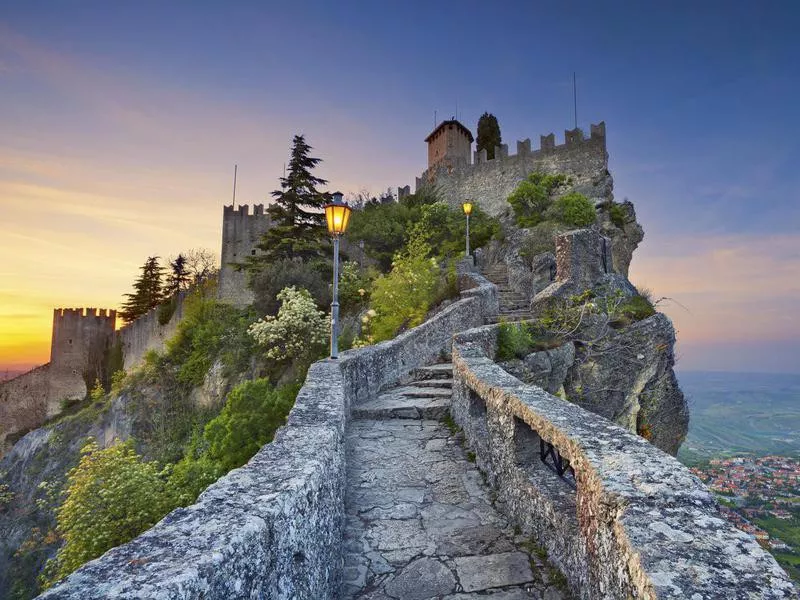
[217,204,273,307]
[48,308,116,415]
[425,119,474,174]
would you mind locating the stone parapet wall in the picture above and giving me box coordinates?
[450,324,795,599]
[39,272,498,599]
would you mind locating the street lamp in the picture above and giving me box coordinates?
[462,201,473,257]
[324,191,352,359]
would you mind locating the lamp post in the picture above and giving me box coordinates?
[462,201,473,257]
[324,191,352,359]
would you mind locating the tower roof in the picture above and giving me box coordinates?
[424,119,474,143]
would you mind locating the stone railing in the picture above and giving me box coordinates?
[39,272,498,600]
[451,324,795,600]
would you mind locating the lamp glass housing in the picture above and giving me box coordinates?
[462,201,473,216]
[325,201,352,235]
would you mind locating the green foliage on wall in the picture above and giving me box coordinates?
[547,192,596,227]
[507,173,569,227]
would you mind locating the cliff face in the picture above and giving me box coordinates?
[0,359,233,599]
[492,225,689,456]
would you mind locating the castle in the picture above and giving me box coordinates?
[2,117,609,454]
[414,118,610,216]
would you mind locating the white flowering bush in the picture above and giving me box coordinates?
[248,286,328,363]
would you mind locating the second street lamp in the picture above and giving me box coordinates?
[462,201,473,257]
[324,191,352,359]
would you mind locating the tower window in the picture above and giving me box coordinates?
[68,339,72,345]
[251,250,256,255]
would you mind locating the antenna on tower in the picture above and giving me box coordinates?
[434,110,437,128]
[232,164,238,208]
[573,72,578,130]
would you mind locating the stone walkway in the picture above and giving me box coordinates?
[342,364,570,600]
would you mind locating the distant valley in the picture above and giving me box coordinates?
[677,370,800,465]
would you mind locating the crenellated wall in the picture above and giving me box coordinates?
[218,204,273,307]
[416,122,610,216]
[449,324,795,599]
[38,271,498,600]
[117,291,188,371]
[0,364,50,454]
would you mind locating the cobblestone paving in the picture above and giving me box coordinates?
[342,367,570,599]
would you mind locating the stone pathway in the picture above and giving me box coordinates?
[342,364,570,599]
[482,265,532,324]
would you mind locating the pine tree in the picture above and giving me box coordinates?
[250,135,329,267]
[119,257,165,322]
[166,254,191,297]
[476,112,502,160]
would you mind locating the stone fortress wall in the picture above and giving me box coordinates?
[218,204,272,307]
[416,122,610,217]
[0,308,117,453]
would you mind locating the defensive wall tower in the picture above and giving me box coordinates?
[425,118,474,174]
[418,121,609,217]
[48,308,116,416]
[218,204,273,307]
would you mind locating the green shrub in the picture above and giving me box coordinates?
[620,295,656,322]
[497,322,536,360]
[547,192,595,227]
[162,296,257,387]
[338,261,377,313]
[42,440,175,588]
[608,202,628,228]
[157,296,178,325]
[507,172,569,227]
[203,379,299,472]
[367,236,440,342]
[250,257,330,316]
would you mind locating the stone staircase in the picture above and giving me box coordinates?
[343,362,569,599]
[352,364,453,420]
[482,264,532,324]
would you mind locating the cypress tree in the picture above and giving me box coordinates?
[251,135,329,266]
[476,112,502,160]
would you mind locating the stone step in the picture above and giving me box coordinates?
[412,363,454,380]
[352,391,450,420]
[487,314,532,324]
[396,385,452,399]
[409,378,452,389]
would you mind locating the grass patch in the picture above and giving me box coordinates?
[496,321,564,360]
[466,451,476,463]
[440,413,461,436]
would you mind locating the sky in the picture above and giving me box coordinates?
[0,1,798,374]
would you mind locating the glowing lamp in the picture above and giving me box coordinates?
[324,192,352,236]
[462,201,473,216]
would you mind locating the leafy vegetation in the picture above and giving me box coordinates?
[496,321,563,360]
[547,192,596,227]
[507,173,569,227]
[203,378,298,472]
[41,440,175,589]
[476,112,502,160]
[507,172,596,232]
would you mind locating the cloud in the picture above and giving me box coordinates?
[631,233,800,345]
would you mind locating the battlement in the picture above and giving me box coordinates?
[222,203,266,217]
[471,121,605,166]
[53,307,117,320]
